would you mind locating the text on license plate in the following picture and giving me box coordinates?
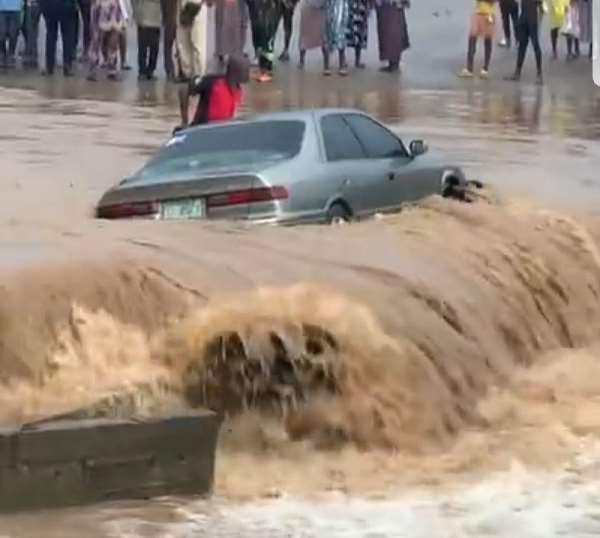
[160,198,206,220]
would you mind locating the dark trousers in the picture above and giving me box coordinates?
[499,0,518,43]
[516,19,542,75]
[137,25,160,75]
[245,0,281,72]
[280,0,296,52]
[0,12,20,60]
[23,1,42,65]
[160,0,176,78]
[73,0,91,57]
[41,0,77,73]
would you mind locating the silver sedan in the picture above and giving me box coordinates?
[96,108,468,225]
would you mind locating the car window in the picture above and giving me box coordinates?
[135,120,305,181]
[344,114,407,159]
[320,114,366,161]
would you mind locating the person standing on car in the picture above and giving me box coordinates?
[40,0,78,75]
[0,0,23,67]
[133,0,161,79]
[498,0,518,47]
[505,0,543,85]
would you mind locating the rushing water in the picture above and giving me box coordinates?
[1,43,600,534]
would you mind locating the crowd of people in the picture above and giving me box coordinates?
[0,0,411,82]
[461,0,594,85]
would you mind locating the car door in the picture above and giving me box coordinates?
[343,114,434,210]
[319,114,377,216]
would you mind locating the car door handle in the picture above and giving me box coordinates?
[388,172,395,181]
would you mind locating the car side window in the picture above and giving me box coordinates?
[320,115,366,161]
[344,114,407,159]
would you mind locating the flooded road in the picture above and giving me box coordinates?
[2,1,600,534]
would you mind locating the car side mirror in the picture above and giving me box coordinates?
[409,139,428,157]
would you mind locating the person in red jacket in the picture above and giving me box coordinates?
[174,54,249,132]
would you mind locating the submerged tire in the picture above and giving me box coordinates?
[327,202,351,225]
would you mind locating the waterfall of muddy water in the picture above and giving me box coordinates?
[2,194,600,503]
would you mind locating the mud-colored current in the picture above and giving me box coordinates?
[2,79,600,536]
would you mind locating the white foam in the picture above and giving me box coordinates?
[105,458,600,538]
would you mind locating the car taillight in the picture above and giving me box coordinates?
[96,201,159,219]
[206,186,288,208]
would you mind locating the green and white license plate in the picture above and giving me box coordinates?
[160,198,206,220]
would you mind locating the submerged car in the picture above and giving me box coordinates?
[96,108,467,225]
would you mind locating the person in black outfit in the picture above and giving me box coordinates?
[505,0,543,85]
[40,0,78,76]
[278,0,298,61]
[160,0,177,79]
[498,0,518,47]
[72,0,91,61]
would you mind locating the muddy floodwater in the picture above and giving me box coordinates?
[2,2,600,533]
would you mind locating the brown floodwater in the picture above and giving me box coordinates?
[1,9,600,532]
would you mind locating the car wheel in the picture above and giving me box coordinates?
[442,177,465,201]
[327,202,351,225]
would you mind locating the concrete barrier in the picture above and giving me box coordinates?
[0,410,221,512]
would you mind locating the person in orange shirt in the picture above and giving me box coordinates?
[459,0,497,79]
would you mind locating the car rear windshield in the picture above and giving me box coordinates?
[136,120,305,181]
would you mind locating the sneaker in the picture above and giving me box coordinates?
[504,73,520,81]
[498,38,509,48]
[479,68,489,79]
[458,68,474,78]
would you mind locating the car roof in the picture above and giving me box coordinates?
[181,108,370,135]
[243,108,369,122]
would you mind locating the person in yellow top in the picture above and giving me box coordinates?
[459,0,498,79]
[545,0,568,58]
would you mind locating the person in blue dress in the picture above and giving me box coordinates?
[322,0,349,75]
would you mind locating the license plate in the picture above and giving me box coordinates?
[160,198,206,220]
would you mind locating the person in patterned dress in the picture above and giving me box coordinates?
[322,0,349,75]
[87,0,126,80]
[346,0,369,68]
